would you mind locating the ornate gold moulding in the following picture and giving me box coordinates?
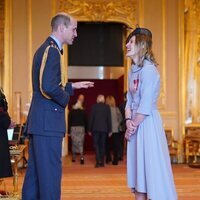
[58,0,137,27]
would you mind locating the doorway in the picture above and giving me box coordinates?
[68,77,124,152]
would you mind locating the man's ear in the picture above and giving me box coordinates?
[59,24,65,33]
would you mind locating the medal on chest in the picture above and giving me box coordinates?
[133,74,139,92]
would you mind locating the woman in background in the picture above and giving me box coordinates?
[106,95,122,165]
[0,88,12,179]
[125,27,177,200]
[68,95,87,164]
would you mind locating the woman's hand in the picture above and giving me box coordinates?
[125,120,137,141]
[125,129,131,141]
[126,120,137,133]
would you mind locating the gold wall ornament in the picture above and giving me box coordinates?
[185,0,200,32]
[58,0,137,27]
[184,0,200,123]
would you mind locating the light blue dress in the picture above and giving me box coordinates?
[126,60,177,200]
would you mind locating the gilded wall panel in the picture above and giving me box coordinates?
[185,0,200,123]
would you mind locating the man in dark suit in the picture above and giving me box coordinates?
[88,95,112,168]
[22,13,93,200]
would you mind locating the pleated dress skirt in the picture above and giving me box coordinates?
[127,110,177,200]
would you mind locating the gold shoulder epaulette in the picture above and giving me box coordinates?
[39,45,52,99]
[39,44,67,99]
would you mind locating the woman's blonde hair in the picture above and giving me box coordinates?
[106,95,116,107]
[126,27,158,67]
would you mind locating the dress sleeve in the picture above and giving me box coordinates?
[125,71,132,110]
[137,65,159,115]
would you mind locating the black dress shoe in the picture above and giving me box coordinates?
[118,157,123,161]
[112,161,118,165]
[80,158,84,165]
[95,163,100,168]
[106,158,112,164]
[99,163,105,167]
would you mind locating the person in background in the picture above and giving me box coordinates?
[118,91,127,161]
[68,94,87,164]
[125,27,177,200]
[74,94,85,109]
[0,88,13,180]
[88,94,112,168]
[22,13,94,200]
[106,95,122,165]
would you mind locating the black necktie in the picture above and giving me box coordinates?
[60,49,63,55]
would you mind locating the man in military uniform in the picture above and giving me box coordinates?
[22,13,93,200]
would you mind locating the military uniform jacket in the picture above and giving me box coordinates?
[26,37,74,137]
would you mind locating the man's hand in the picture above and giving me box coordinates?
[88,132,92,136]
[108,132,112,137]
[72,81,94,89]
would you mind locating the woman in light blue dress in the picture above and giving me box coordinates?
[125,27,177,200]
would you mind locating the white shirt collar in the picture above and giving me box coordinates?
[50,35,62,50]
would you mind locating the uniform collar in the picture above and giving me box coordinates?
[50,35,62,50]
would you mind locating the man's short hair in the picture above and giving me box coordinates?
[97,95,105,103]
[51,14,71,31]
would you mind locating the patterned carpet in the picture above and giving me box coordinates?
[1,153,200,200]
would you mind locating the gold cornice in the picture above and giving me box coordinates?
[58,0,136,27]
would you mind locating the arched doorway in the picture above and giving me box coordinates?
[54,0,137,152]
